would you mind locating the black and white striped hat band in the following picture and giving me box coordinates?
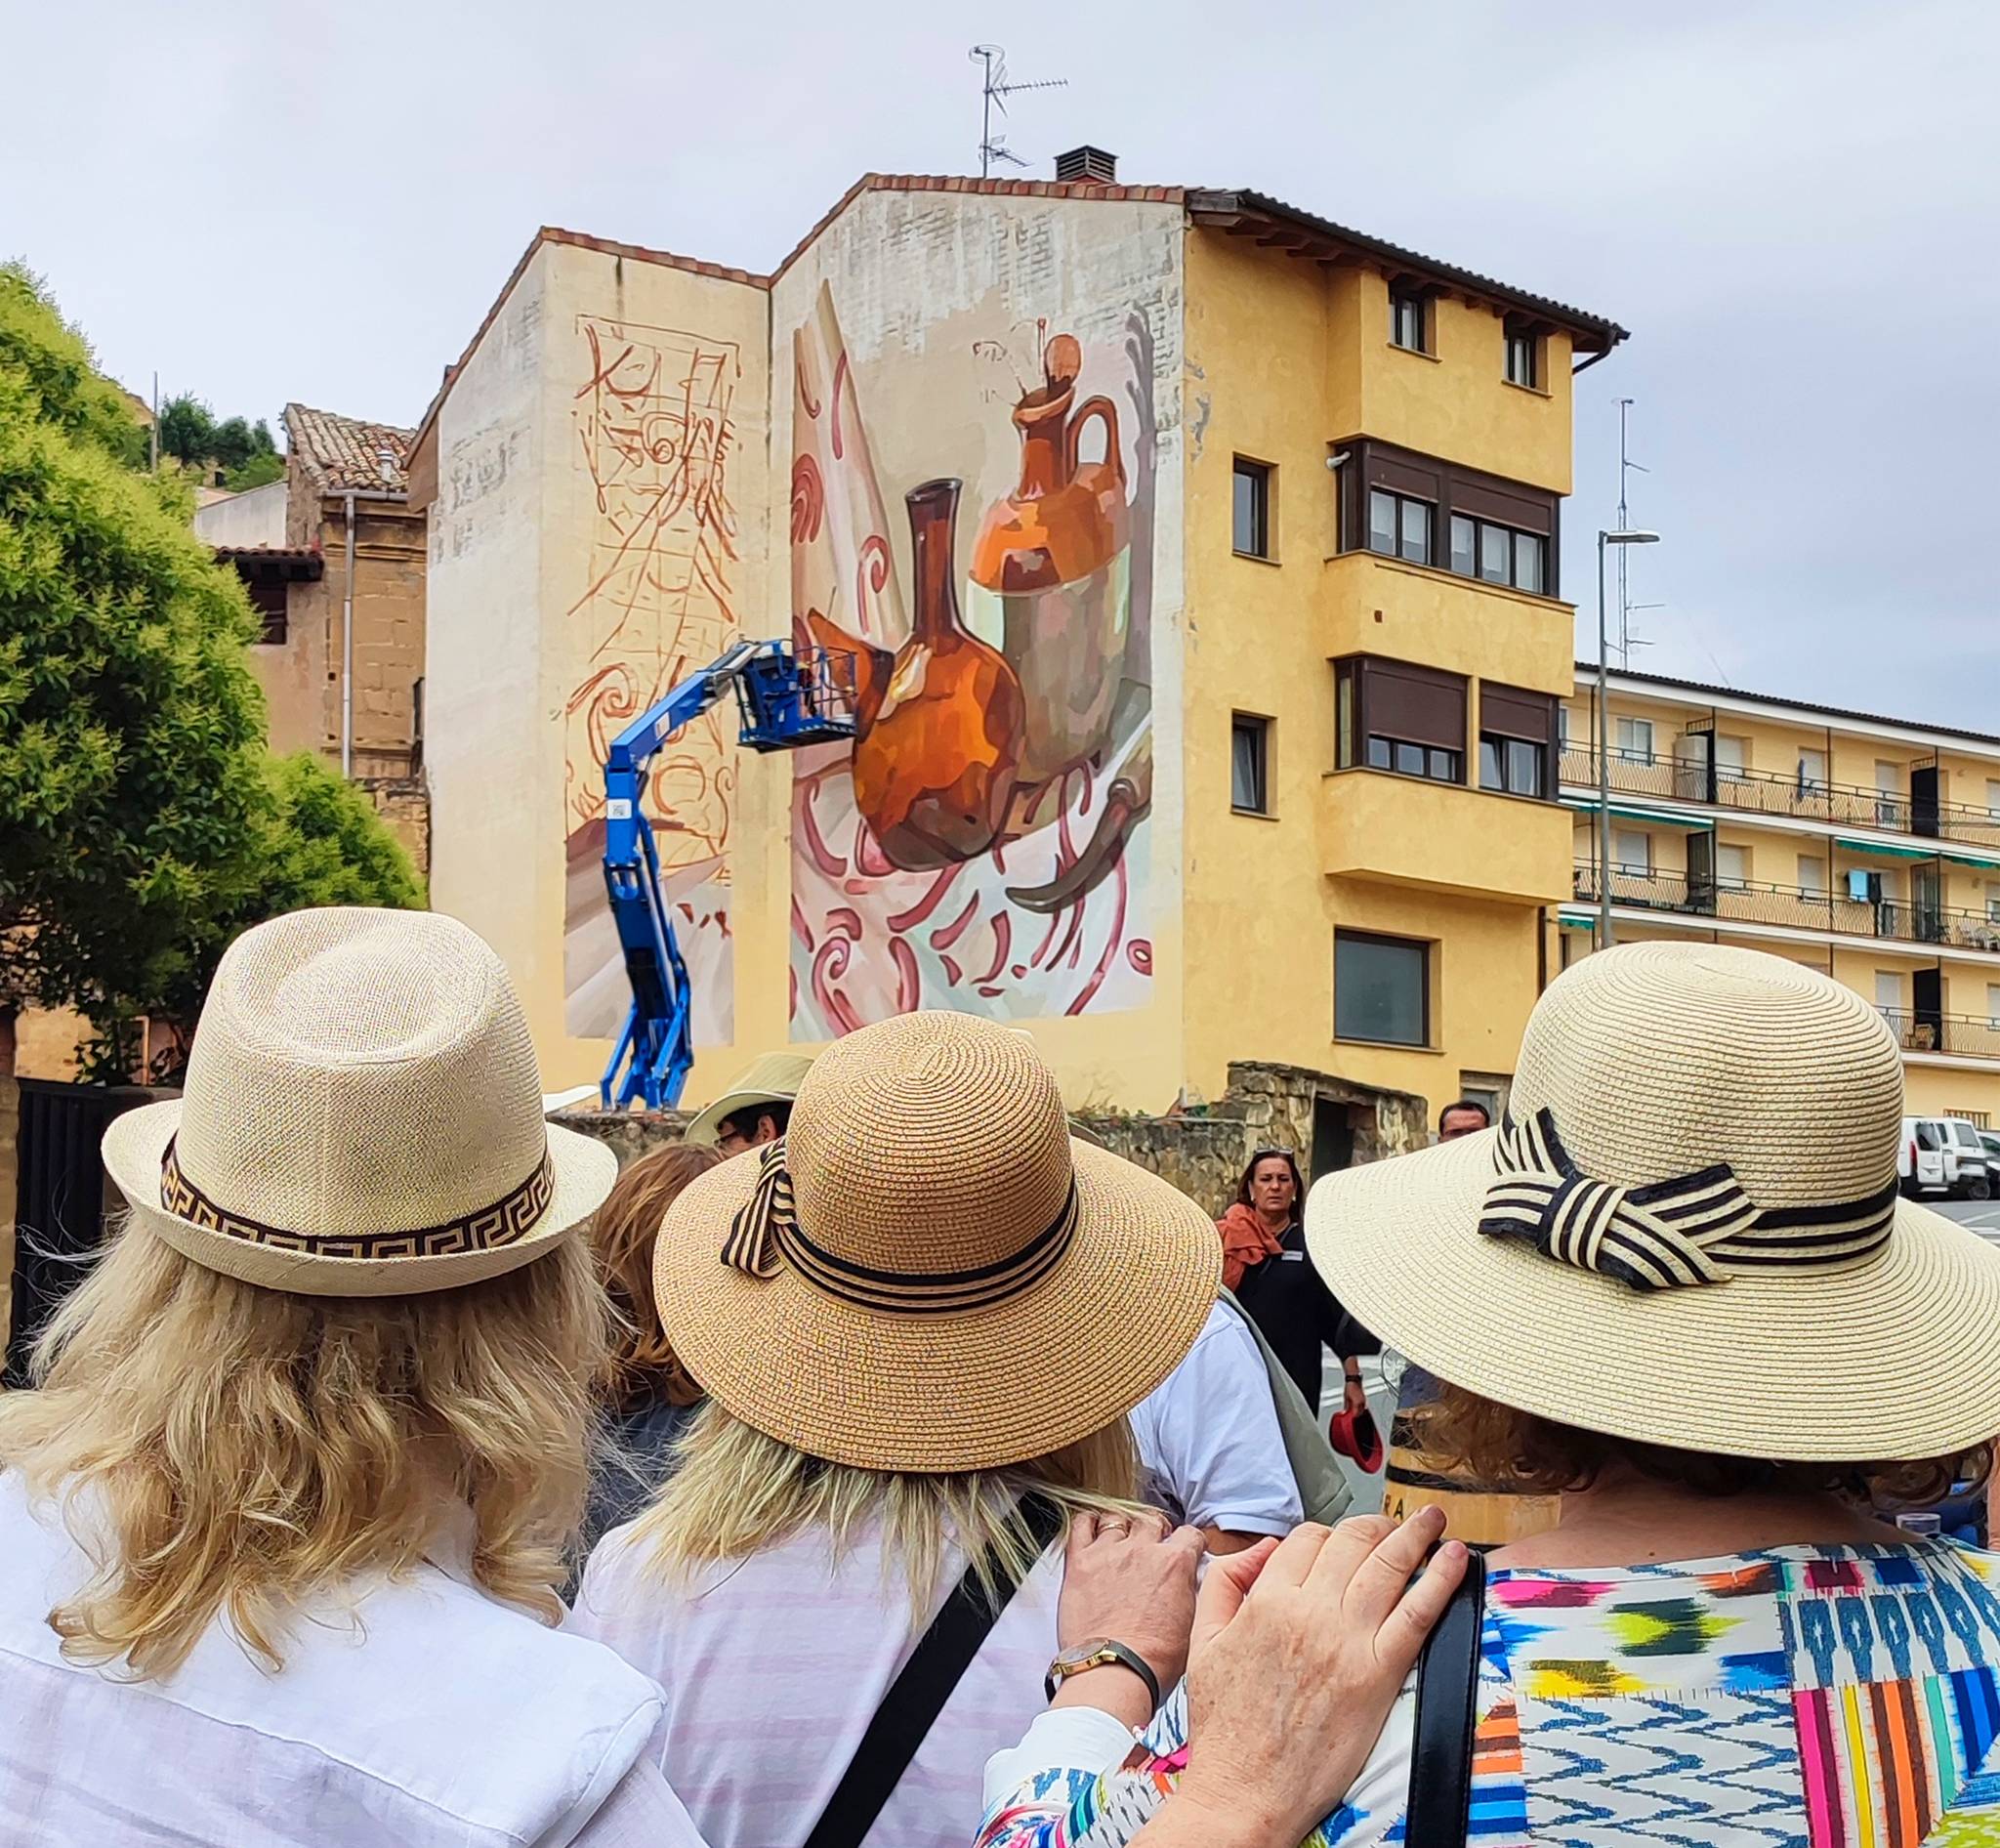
[1479,1107,1897,1292]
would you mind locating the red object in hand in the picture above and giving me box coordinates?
[1329,1405,1385,1474]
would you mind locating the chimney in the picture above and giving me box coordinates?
[1055,145,1117,187]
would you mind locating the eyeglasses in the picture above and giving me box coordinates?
[1249,1145,1297,1161]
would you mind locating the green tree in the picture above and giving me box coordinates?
[0,263,419,1083]
[154,392,216,468]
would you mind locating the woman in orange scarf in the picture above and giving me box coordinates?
[1219,1147,1378,1415]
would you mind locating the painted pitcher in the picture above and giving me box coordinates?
[968,333,1131,786]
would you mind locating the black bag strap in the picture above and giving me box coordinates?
[1403,1546,1487,1848]
[804,1491,1068,1848]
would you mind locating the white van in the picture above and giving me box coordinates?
[1900,1116,1994,1200]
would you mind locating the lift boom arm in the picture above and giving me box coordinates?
[599,639,854,1111]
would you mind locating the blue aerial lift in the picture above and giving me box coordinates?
[599,639,855,1110]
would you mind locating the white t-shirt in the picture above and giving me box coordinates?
[0,1471,703,1848]
[567,1514,1062,1848]
[1129,1299,1303,1537]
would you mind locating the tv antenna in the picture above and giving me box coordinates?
[970,44,1066,178]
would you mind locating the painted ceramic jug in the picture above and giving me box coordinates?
[812,479,1025,873]
[968,333,1131,786]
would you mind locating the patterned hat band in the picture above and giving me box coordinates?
[1479,1107,1897,1292]
[721,1137,1080,1314]
[159,1136,557,1261]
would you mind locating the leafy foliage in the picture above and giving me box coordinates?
[158,396,282,487]
[0,264,419,1082]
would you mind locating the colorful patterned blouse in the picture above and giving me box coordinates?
[974,1541,2000,1848]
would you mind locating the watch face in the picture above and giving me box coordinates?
[1055,1639,1111,1672]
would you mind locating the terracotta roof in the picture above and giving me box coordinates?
[1188,191,1626,353]
[410,172,1627,465]
[1583,661,2000,750]
[283,402,415,495]
[214,544,323,578]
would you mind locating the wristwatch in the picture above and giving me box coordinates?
[1044,1638,1162,1709]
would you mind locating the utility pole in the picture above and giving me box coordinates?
[1614,399,1651,666]
[969,45,1065,178]
[150,370,159,473]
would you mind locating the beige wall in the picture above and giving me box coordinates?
[426,241,773,1098]
[191,479,286,548]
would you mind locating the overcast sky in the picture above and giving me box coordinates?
[7,0,1994,727]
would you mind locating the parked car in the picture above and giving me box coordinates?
[1981,1130,2000,1187]
[1900,1115,1994,1200]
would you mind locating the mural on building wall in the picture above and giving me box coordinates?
[562,314,744,1045]
[789,279,1156,1033]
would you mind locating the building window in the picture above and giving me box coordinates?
[1369,489,1433,566]
[1798,854,1828,896]
[244,575,288,645]
[1717,844,1750,890]
[1875,971,1902,1015]
[1613,829,1651,875]
[1336,438,1559,596]
[1477,684,1558,800]
[1989,984,2000,1031]
[1558,705,1571,749]
[1987,778,2000,819]
[1799,748,1828,793]
[1336,656,1466,785]
[1449,514,1545,593]
[1614,716,1655,764]
[1230,713,1270,814]
[1875,761,1902,825]
[1232,458,1271,558]
[1389,286,1430,355]
[1335,931,1429,1046]
[1479,735,1545,797]
[1504,324,1541,389]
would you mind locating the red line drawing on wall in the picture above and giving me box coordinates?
[563,315,744,1044]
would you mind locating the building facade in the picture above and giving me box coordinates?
[411,165,1621,1128]
[1561,666,2000,1122]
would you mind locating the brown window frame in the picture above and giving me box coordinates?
[1336,655,1467,786]
[1335,929,1432,1048]
[1477,684,1558,800]
[1232,456,1273,559]
[1503,319,1543,390]
[1336,437,1560,599]
[1389,282,1433,357]
[1230,711,1271,815]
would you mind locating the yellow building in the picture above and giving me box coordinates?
[1562,665,2000,1122]
[410,157,1623,1128]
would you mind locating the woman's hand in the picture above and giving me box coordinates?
[1053,1511,1205,1728]
[1164,1509,1466,1848]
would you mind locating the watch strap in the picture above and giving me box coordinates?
[1044,1639,1163,1710]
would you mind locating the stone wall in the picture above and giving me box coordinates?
[360,776,432,878]
[554,1058,1429,1220]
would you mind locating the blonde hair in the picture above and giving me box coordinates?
[0,1220,608,1681]
[589,1141,722,1412]
[633,1400,1140,1613]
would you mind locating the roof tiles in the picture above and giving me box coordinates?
[284,402,415,495]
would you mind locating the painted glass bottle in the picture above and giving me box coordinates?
[968,333,1131,786]
[843,479,1025,872]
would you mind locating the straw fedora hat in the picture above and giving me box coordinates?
[683,1051,815,1146]
[102,907,617,1297]
[655,1011,1221,1471]
[1307,942,2000,1461]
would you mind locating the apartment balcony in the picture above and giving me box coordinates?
[1572,861,2000,955]
[1323,770,1571,904]
[1879,1011,2000,1062]
[1320,552,1573,695]
[1562,748,2000,851]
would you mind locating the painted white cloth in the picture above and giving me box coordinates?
[568,1515,1065,1848]
[0,1471,705,1848]
[1130,1299,1303,1537]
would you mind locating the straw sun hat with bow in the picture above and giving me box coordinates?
[655,1010,1222,1472]
[102,907,617,1297]
[1309,942,2000,1461]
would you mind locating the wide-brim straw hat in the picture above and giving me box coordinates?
[103,906,616,1297]
[683,1052,817,1145]
[1308,943,2000,1461]
[656,1011,1221,1471]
